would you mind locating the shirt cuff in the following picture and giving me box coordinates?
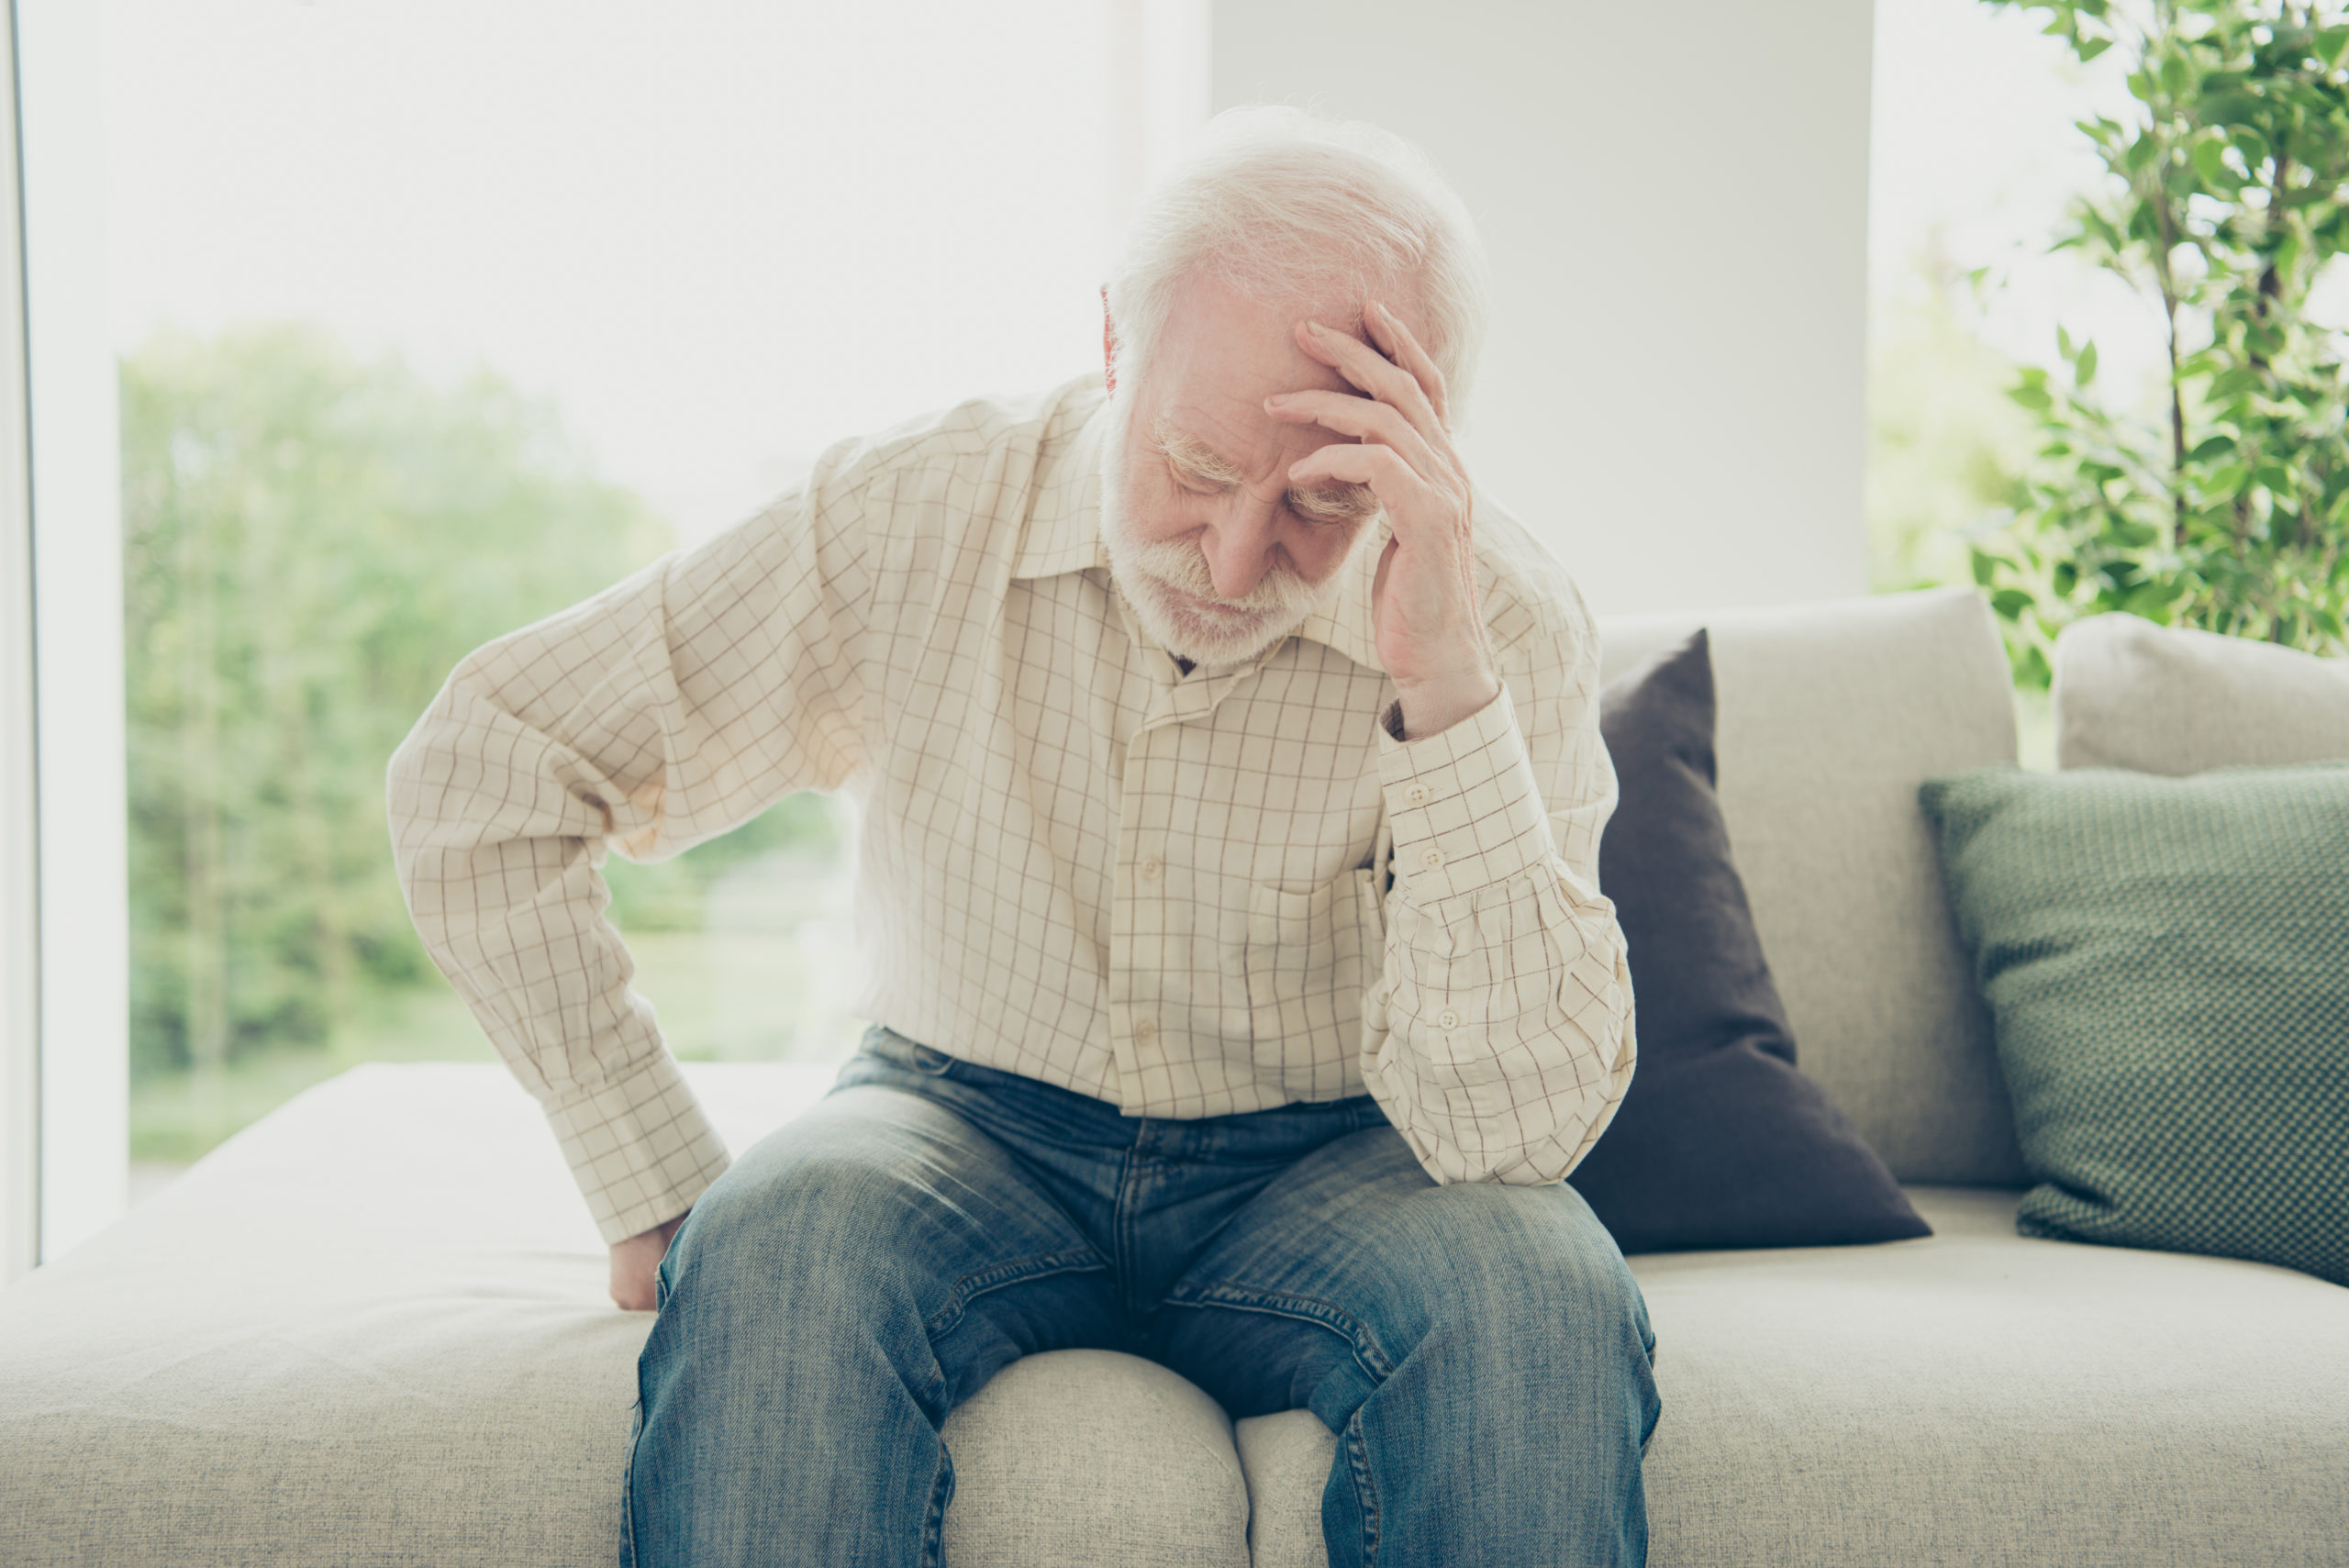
[1375,681,1556,903]
[541,1049,734,1246]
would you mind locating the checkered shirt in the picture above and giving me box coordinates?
[386,375,1636,1246]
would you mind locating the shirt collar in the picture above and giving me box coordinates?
[1011,386,1114,581]
[1011,383,1387,677]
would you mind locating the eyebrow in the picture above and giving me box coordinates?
[1155,422,1249,487]
[1152,418,1383,525]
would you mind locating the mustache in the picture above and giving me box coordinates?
[1118,534,1325,617]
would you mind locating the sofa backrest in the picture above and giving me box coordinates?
[2054,609,2349,773]
[1595,586,2029,1188]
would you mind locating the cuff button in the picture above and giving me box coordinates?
[1420,848,1443,870]
[1405,784,1429,805]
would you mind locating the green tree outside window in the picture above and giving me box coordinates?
[1972,0,2349,684]
[124,326,839,1162]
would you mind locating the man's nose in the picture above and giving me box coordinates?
[1201,492,1283,600]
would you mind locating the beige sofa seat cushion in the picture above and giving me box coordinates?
[0,1062,1251,1568]
[2053,610,2349,774]
[1239,1184,2349,1568]
[13,1059,2343,1568]
[940,1349,1248,1568]
[1598,587,2026,1186]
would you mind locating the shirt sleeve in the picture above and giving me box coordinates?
[385,453,874,1246]
[1357,593,1637,1186]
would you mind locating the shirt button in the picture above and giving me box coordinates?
[1140,855,1162,881]
[1135,1018,1157,1043]
[1438,1008,1461,1029]
[1405,784,1429,805]
[1421,848,1444,871]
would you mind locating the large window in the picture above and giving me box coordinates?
[17,0,1889,1266]
[93,0,1203,1205]
[1865,0,2172,767]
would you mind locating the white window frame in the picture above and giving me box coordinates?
[4,0,125,1281]
[1,0,38,1285]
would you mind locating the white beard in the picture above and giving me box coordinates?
[1095,394,1351,668]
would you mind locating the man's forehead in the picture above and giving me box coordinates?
[1135,276,1388,477]
[1153,418,1246,476]
[1156,274,1371,386]
[1150,405,1357,483]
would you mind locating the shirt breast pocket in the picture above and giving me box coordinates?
[1244,867,1387,1097]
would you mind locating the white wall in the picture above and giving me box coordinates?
[1212,0,1874,616]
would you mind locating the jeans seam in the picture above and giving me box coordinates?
[921,1248,1108,1343]
[617,1450,633,1568]
[1343,1405,1382,1568]
[1160,1281,1397,1386]
[617,1399,642,1568]
[919,1439,954,1568]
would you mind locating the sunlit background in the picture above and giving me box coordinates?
[99,0,1193,1199]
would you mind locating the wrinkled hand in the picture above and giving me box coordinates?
[1266,300,1498,739]
[609,1208,689,1312]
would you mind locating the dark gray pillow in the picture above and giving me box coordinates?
[1568,630,1931,1252]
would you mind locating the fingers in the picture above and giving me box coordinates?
[1287,440,1449,541]
[1292,309,1448,449]
[1278,303,1473,563]
[1264,387,1446,482]
[1364,300,1452,429]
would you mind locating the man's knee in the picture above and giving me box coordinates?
[666,1104,936,1314]
[1403,1181,1652,1362]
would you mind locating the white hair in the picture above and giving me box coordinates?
[1104,105,1491,424]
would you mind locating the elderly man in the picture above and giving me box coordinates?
[388,106,1658,1568]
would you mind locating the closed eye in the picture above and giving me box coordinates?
[1151,418,1376,525]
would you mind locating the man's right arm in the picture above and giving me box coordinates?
[385,454,875,1258]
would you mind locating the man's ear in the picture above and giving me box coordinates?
[1100,284,1118,397]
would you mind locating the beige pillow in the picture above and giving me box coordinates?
[2053,613,2349,775]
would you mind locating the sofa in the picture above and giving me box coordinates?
[4,584,2343,1567]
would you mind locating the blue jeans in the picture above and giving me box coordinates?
[621,1025,1660,1567]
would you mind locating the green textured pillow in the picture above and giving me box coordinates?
[1919,762,2349,1287]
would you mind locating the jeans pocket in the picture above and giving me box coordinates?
[866,1025,958,1076]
